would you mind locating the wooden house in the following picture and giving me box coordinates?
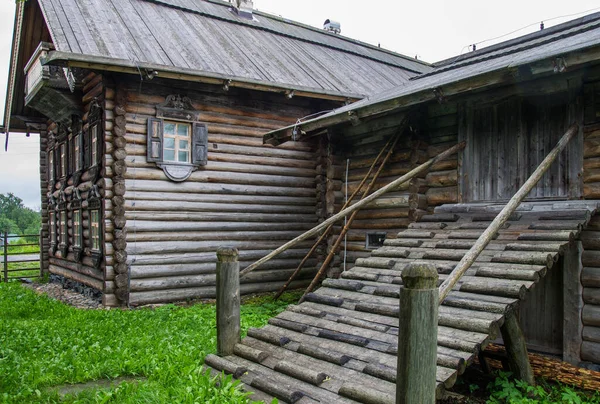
[255,12,600,386]
[2,0,430,307]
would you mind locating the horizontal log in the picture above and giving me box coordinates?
[583,267,600,287]
[583,326,600,343]
[49,264,103,291]
[584,288,600,305]
[581,341,600,363]
[126,179,315,197]
[126,221,314,233]
[49,257,103,280]
[426,186,458,206]
[128,279,310,305]
[124,200,315,215]
[583,305,600,327]
[426,170,458,187]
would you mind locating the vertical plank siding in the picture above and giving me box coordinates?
[39,128,49,275]
[121,81,328,305]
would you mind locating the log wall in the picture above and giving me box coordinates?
[120,79,336,305]
[327,111,432,276]
[45,73,110,299]
[581,76,600,364]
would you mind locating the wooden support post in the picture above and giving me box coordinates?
[500,311,535,385]
[563,241,583,365]
[396,263,438,404]
[216,247,240,357]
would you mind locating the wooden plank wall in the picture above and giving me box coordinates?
[120,80,330,306]
[47,73,108,292]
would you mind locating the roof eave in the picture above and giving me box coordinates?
[45,51,366,103]
[2,1,25,134]
[264,42,600,146]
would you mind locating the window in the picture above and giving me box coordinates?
[91,125,98,166]
[163,121,191,163]
[146,94,208,182]
[90,210,100,251]
[73,133,82,172]
[60,143,67,178]
[73,209,81,248]
[59,211,67,247]
[366,232,386,249]
[49,211,56,247]
[48,149,54,182]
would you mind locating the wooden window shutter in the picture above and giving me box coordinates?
[192,123,208,166]
[147,118,164,163]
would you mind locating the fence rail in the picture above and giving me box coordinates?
[2,232,41,282]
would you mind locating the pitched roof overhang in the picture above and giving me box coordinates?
[263,13,600,146]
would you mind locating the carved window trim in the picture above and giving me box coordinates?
[69,116,83,185]
[57,192,68,257]
[87,185,103,268]
[48,197,57,255]
[85,99,103,179]
[71,190,83,261]
[147,94,208,182]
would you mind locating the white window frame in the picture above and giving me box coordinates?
[163,121,192,163]
[73,209,81,248]
[90,209,100,252]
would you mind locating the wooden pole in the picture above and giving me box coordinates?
[273,127,403,300]
[299,128,404,302]
[216,247,240,356]
[438,123,579,303]
[500,311,535,385]
[396,263,438,404]
[239,141,466,277]
[3,232,7,283]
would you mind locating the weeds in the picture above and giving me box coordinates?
[486,371,600,403]
[0,283,295,403]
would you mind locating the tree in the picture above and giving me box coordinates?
[0,193,41,236]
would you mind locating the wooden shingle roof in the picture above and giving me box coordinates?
[264,12,600,145]
[36,0,431,97]
[205,200,599,403]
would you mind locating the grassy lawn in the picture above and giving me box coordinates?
[0,283,297,403]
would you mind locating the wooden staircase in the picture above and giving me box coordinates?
[204,200,599,403]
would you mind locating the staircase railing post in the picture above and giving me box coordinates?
[396,262,438,404]
[216,247,241,356]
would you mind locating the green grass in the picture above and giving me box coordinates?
[0,283,300,403]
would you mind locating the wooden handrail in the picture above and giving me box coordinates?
[239,141,466,277]
[438,123,579,304]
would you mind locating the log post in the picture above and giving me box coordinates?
[396,263,438,404]
[216,247,241,356]
[500,311,535,385]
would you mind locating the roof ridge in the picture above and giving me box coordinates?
[139,0,432,73]
[414,14,600,81]
[434,11,600,68]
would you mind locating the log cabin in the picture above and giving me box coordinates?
[5,0,600,398]
[2,0,430,307]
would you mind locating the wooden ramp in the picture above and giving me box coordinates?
[205,200,599,403]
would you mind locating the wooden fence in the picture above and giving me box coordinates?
[1,232,41,282]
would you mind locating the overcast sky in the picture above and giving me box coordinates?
[1,0,600,208]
